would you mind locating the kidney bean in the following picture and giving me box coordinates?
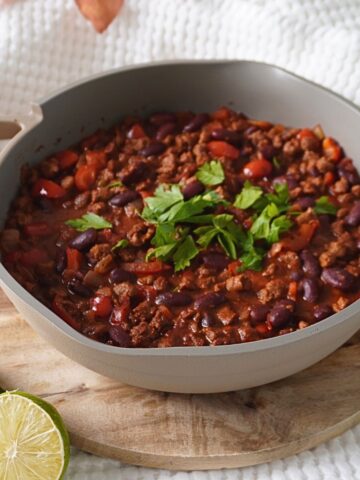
[302,277,319,302]
[183,113,209,133]
[296,196,315,210]
[273,175,299,190]
[210,129,242,146]
[35,197,53,213]
[290,271,302,281]
[156,122,177,141]
[250,304,270,325]
[259,143,276,160]
[273,299,295,312]
[139,142,166,157]
[69,228,97,251]
[300,250,320,277]
[200,312,215,328]
[321,268,355,291]
[109,268,136,284]
[149,112,176,126]
[108,190,140,207]
[313,304,333,321]
[182,180,205,200]
[202,253,229,270]
[194,292,226,309]
[338,163,359,185]
[267,306,292,328]
[344,201,360,227]
[55,250,67,274]
[155,292,192,307]
[68,278,92,297]
[109,325,131,347]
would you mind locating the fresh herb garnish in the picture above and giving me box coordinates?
[196,160,225,186]
[108,180,123,188]
[195,214,243,259]
[233,181,263,209]
[173,236,199,272]
[314,196,338,215]
[112,239,129,251]
[272,156,281,169]
[65,213,112,232]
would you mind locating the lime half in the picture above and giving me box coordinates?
[0,391,70,480]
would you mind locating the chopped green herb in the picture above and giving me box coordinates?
[196,160,225,186]
[314,196,338,215]
[272,156,281,169]
[173,236,199,272]
[112,239,129,251]
[233,181,263,209]
[108,180,123,188]
[142,184,183,222]
[265,183,289,212]
[250,203,279,240]
[65,213,112,232]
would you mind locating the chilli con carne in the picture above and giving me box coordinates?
[1,108,360,347]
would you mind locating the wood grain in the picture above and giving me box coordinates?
[0,289,359,470]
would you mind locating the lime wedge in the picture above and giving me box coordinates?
[0,391,70,480]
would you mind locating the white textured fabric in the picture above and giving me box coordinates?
[0,0,359,478]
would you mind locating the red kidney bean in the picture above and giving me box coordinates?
[109,268,136,284]
[300,250,320,277]
[55,250,66,274]
[149,112,176,126]
[344,201,360,227]
[194,292,226,309]
[68,278,92,297]
[139,142,166,157]
[244,126,258,136]
[273,175,298,190]
[200,312,215,328]
[108,190,140,207]
[318,214,331,229]
[338,163,359,185]
[156,122,177,141]
[155,292,192,307]
[182,180,205,200]
[274,299,295,312]
[259,143,275,160]
[321,268,355,291]
[267,306,292,328]
[250,304,270,325]
[313,304,333,321]
[183,113,209,133]
[202,253,229,270]
[290,271,303,281]
[109,325,131,347]
[69,228,97,251]
[35,197,53,212]
[210,129,242,146]
[301,277,319,302]
[296,196,315,210]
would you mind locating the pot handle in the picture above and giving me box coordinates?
[0,105,43,151]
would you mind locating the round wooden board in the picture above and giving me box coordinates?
[0,289,359,471]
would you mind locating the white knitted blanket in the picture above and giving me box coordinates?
[0,0,359,478]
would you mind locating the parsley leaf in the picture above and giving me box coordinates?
[173,236,199,272]
[314,196,338,215]
[268,215,293,243]
[112,239,129,251]
[142,185,183,222]
[196,160,225,186]
[238,232,265,272]
[272,156,281,170]
[234,181,263,209]
[108,180,123,188]
[66,213,112,232]
[250,203,279,240]
[265,183,289,211]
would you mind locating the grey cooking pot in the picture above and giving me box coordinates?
[0,61,359,393]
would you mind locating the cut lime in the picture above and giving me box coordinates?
[0,391,70,480]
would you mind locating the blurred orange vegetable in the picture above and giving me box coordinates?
[75,0,124,33]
